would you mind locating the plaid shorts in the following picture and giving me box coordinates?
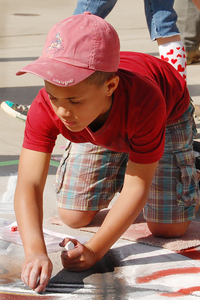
[54,103,200,223]
[144,102,199,223]
[54,142,128,211]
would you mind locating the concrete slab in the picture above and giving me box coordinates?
[1,0,200,299]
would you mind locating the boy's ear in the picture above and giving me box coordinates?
[106,75,119,96]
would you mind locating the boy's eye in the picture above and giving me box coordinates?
[48,95,82,105]
[49,96,57,102]
[69,99,81,104]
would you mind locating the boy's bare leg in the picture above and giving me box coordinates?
[147,220,191,238]
[147,201,199,238]
[58,207,99,228]
[156,35,181,46]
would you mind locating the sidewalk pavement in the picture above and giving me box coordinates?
[0,0,200,299]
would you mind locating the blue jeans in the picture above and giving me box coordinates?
[73,0,118,18]
[144,0,180,40]
[74,0,180,40]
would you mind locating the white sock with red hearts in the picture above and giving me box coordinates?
[158,41,187,81]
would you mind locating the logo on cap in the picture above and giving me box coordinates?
[46,33,64,54]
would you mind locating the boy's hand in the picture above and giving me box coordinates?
[60,238,96,271]
[21,253,53,293]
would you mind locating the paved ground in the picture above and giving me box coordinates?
[1,0,200,299]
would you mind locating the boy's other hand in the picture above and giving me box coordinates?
[21,253,53,293]
[60,238,96,271]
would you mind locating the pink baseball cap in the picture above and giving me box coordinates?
[16,12,120,87]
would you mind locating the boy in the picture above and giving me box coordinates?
[14,12,199,293]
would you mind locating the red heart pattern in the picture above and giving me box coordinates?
[160,43,187,80]
[171,59,177,64]
[167,49,174,55]
[161,55,169,62]
[177,64,185,72]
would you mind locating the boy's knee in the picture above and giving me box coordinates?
[58,207,99,228]
[147,220,191,238]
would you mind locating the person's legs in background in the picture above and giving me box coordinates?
[144,0,187,80]
[174,0,200,65]
[75,0,188,80]
[73,0,117,18]
[174,0,200,117]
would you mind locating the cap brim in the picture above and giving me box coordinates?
[16,58,95,87]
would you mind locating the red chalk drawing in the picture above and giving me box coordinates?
[11,226,18,232]
[177,248,200,260]
[161,286,200,297]
[136,266,200,297]
[136,267,200,284]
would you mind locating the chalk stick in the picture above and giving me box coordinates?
[65,241,75,251]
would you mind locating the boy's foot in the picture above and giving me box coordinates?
[0,101,30,122]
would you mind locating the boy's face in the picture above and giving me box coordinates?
[45,76,119,132]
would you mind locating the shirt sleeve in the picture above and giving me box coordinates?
[23,89,60,153]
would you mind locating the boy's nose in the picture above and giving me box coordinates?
[58,106,72,118]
